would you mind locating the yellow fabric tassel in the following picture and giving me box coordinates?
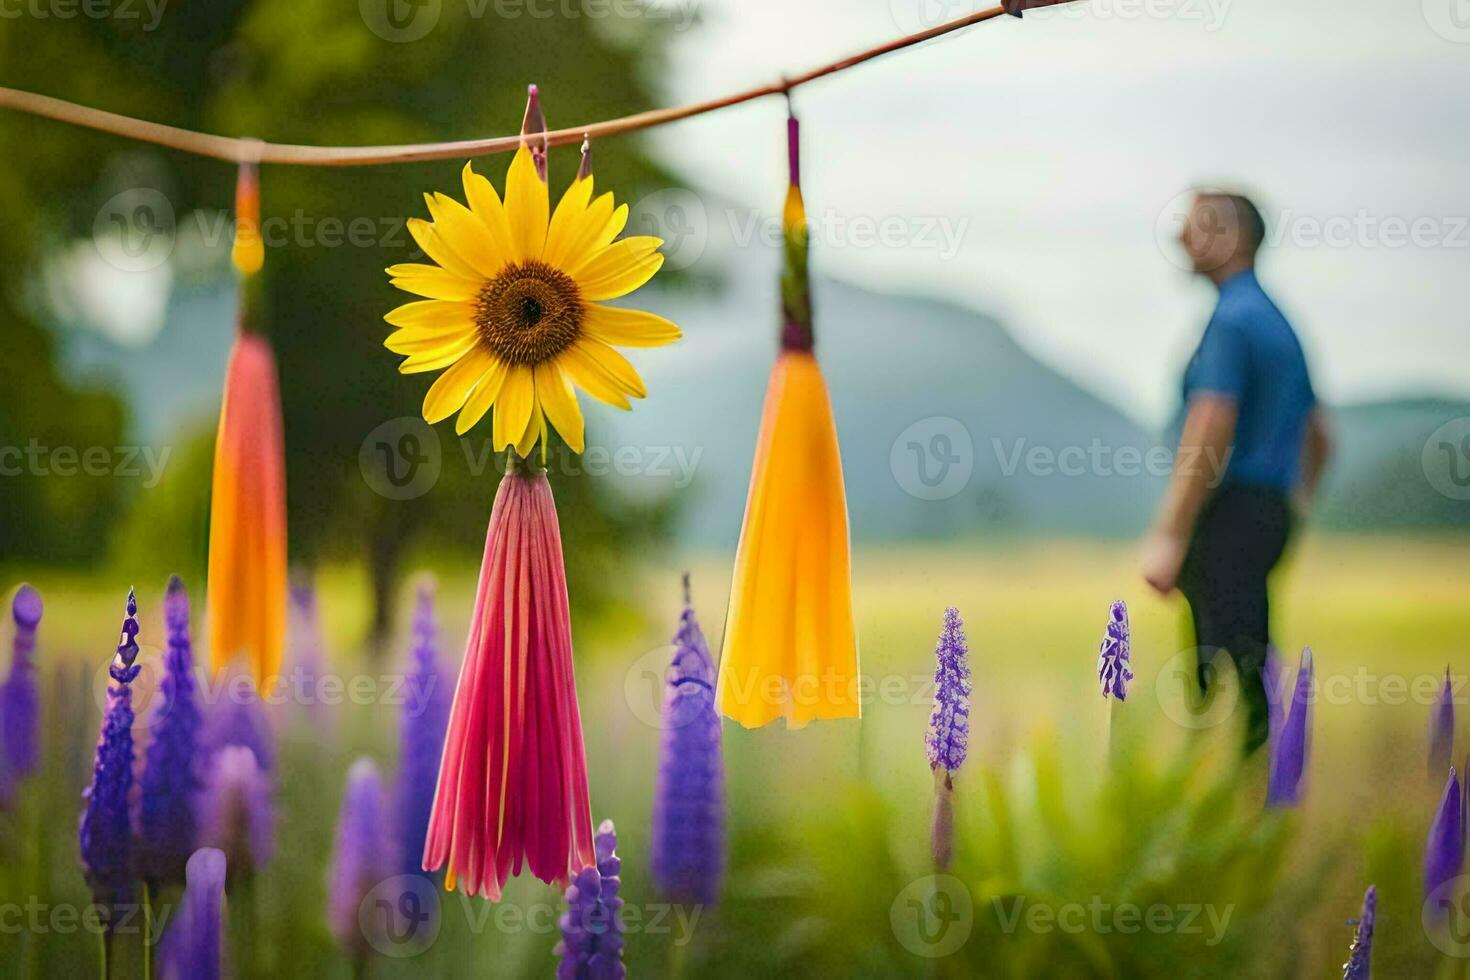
[717,349,859,728]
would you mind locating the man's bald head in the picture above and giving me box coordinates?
[1179,191,1267,280]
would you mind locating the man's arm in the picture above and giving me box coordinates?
[1294,407,1333,514]
[1141,394,1239,595]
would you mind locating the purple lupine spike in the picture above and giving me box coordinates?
[1425,767,1465,905]
[651,575,726,906]
[1267,647,1313,808]
[198,745,274,885]
[1341,884,1375,980]
[137,576,205,887]
[328,758,393,958]
[1096,599,1133,700]
[287,582,329,729]
[1,583,44,807]
[203,669,275,772]
[926,607,972,774]
[1430,667,1455,779]
[160,847,227,980]
[393,580,451,877]
[556,819,626,980]
[80,589,142,913]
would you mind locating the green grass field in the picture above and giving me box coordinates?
[3,533,1469,977]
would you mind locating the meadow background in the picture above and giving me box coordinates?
[1,0,1468,977]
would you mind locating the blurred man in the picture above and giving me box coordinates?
[1142,191,1332,753]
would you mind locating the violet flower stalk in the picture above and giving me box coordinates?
[79,589,142,914]
[1425,767,1465,905]
[0,583,43,807]
[137,576,205,887]
[328,758,394,959]
[160,847,227,980]
[203,670,275,772]
[1430,667,1455,779]
[1266,647,1313,808]
[925,607,971,870]
[287,582,328,729]
[393,581,451,877]
[198,745,275,884]
[1096,599,1132,700]
[555,819,625,980]
[651,576,726,906]
[1341,884,1375,980]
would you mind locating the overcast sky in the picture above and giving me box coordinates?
[649,0,1469,426]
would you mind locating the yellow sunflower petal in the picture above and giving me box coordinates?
[492,364,536,451]
[425,192,505,280]
[572,338,648,398]
[385,325,476,355]
[405,217,480,282]
[555,194,623,271]
[543,175,596,269]
[462,162,516,259]
[582,304,681,348]
[397,335,478,374]
[558,342,634,409]
[504,146,549,263]
[422,348,494,423]
[514,399,544,458]
[579,250,664,302]
[384,299,475,331]
[569,235,662,283]
[455,358,510,435]
[535,361,584,453]
[388,265,481,302]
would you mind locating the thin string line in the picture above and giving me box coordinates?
[0,4,1007,167]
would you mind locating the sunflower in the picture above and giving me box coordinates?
[384,145,679,455]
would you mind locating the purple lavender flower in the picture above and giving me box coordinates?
[1267,647,1313,808]
[1341,884,1375,980]
[1425,767,1465,904]
[328,758,393,957]
[1096,599,1133,700]
[79,589,142,911]
[159,847,227,980]
[136,576,204,887]
[1430,667,1455,779]
[926,607,972,774]
[198,745,274,884]
[393,581,451,877]
[203,669,275,772]
[288,581,329,729]
[0,583,43,806]
[556,819,625,980]
[651,576,725,906]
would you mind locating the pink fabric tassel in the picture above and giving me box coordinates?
[423,466,594,899]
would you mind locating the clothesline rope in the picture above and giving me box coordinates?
[0,4,1013,167]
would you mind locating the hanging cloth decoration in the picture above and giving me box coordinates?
[206,156,288,687]
[389,87,680,899]
[716,111,859,729]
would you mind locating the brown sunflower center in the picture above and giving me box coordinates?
[474,261,584,365]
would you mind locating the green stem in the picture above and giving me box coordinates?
[142,882,152,980]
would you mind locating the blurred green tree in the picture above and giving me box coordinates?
[0,0,686,645]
